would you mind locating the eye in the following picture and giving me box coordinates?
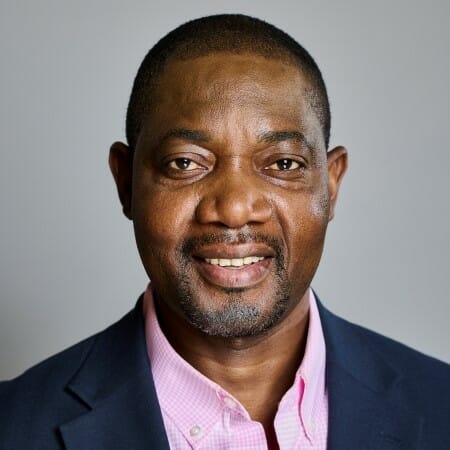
[168,158,202,171]
[266,159,300,171]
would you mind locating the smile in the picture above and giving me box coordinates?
[190,242,276,288]
[194,255,272,289]
[204,256,265,268]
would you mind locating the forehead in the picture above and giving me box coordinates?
[143,53,323,148]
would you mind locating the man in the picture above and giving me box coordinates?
[0,14,448,450]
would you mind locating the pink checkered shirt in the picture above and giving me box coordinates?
[143,286,328,449]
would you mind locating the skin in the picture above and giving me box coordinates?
[109,52,347,449]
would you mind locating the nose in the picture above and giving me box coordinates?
[195,171,273,228]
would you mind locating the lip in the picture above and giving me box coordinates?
[193,244,275,260]
[193,256,273,290]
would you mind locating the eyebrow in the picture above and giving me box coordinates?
[160,128,211,143]
[257,130,313,151]
[158,128,313,151]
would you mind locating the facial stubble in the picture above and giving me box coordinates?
[171,233,291,338]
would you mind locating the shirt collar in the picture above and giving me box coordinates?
[143,285,326,445]
[143,287,237,446]
[297,288,327,441]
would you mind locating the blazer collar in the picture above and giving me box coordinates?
[317,299,424,450]
[59,296,170,450]
[58,293,424,450]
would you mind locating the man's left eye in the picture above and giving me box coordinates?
[266,159,300,171]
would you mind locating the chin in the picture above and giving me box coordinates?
[176,282,292,338]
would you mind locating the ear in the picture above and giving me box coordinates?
[109,141,133,219]
[326,146,348,221]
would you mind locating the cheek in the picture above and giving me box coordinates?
[279,192,330,269]
[132,183,198,257]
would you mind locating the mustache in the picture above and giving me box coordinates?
[181,231,284,256]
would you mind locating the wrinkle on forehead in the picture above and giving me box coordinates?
[154,54,304,108]
[143,54,325,153]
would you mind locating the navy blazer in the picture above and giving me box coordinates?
[1,296,449,449]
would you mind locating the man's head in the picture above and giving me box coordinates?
[109,14,347,339]
[126,14,331,151]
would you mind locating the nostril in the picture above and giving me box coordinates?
[195,191,272,228]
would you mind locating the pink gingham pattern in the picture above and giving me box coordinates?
[143,287,328,449]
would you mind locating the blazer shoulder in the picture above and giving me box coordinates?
[317,298,450,450]
[0,332,97,449]
[1,328,97,389]
[321,304,450,411]
[1,303,141,387]
[349,318,449,379]
[0,325,100,409]
[318,300,449,377]
[0,306,141,449]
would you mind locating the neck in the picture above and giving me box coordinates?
[155,289,310,427]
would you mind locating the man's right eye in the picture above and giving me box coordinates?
[168,158,202,171]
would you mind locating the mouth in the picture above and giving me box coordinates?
[191,245,275,289]
[203,256,265,268]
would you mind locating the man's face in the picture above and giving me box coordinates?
[111,53,346,337]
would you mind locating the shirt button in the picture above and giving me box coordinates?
[190,425,202,437]
[223,397,236,409]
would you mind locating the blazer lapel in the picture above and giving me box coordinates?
[317,301,424,450]
[57,292,424,449]
[59,298,170,450]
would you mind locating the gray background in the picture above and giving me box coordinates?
[1,0,449,380]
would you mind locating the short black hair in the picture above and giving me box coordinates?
[126,14,331,149]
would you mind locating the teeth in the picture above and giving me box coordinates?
[205,256,265,267]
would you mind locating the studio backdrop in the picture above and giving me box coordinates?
[1,0,449,380]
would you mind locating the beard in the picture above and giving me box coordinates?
[167,231,291,338]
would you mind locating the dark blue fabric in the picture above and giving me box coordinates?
[317,302,449,450]
[0,296,448,449]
